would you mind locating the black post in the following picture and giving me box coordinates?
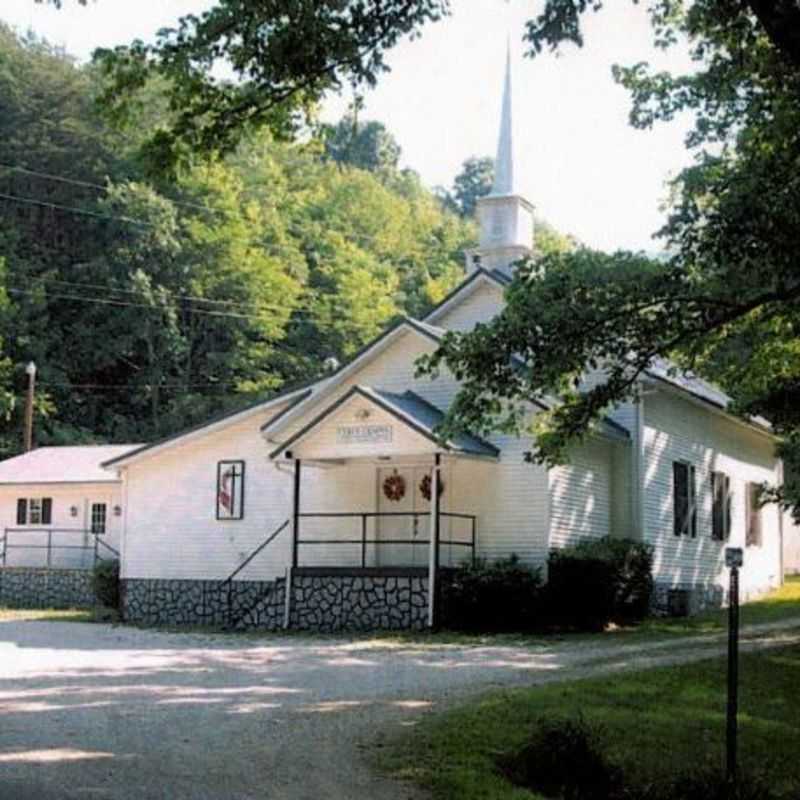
[727,564,740,783]
[47,530,52,568]
[292,459,301,569]
[361,514,367,568]
[471,517,477,567]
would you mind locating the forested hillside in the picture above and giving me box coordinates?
[0,26,479,454]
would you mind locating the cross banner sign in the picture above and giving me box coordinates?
[216,460,245,520]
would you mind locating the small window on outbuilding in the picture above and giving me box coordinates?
[711,471,732,541]
[673,461,697,538]
[16,498,52,526]
[746,482,763,547]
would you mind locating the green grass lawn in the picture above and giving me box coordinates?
[382,644,800,799]
[0,607,116,623]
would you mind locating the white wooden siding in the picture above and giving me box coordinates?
[0,484,122,568]
[643,391,782,598]
[122,403,297,581]
[428,281,505,331]
[548,439,614,550]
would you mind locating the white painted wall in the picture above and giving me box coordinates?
[121,403,297,582]
[784,511,800,576]
[548,439,615,550]
[642,390,782,599]
[0,483,122,568]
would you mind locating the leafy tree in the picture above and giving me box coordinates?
[448,156,495,218]
[323,114,401,174]
[419,1,800,514]
[84,1,450,176]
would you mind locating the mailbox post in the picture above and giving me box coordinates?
[725,546,743,783]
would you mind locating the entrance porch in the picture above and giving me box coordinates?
[271,385,499,627]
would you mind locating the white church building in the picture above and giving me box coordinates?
[0,52,792,629]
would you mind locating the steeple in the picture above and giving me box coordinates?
[491,43,514,196]
[465,40,534,278]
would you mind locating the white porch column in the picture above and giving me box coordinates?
[427,453,442,628]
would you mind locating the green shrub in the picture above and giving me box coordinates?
[500,719,778,800]
[91,559,121,610]
[547,536,654,630]
[499,716,624,800]
[439,555,543,633]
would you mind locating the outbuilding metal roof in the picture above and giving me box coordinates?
[0,445,142,485]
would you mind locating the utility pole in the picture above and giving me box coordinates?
[23,361,36,452]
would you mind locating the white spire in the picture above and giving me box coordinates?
[491,41,514,196]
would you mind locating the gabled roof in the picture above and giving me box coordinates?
[261,316,446,435]
[0,445,142,485]
[423,268,508,325]
[270,385,499,460]
[102,386,313,470]
[644,359,772,434]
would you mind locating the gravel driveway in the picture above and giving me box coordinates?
[1,619,799,800]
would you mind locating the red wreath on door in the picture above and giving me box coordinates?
[382,471,407,502]
[419,473,445,501]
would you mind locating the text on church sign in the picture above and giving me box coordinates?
[337,424,393,445]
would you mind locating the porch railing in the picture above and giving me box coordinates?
[1,527,120,569]
[296,511,476,568]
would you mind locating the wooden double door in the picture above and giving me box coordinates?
[376,465,444,567]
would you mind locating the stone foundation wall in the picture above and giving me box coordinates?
[0,567,97,609]
[290,571,428,632]
[122,569,429,632]
[651,581,725,616]
[122,578,285,629]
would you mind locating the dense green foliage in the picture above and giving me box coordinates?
[0,26,474,452]
[548,537,654,628]
[88,0,451,177]
[439,556,543,633]
[419,0,800,516]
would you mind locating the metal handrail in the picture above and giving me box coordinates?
[2,527,119,568]
[223,519,290,586]
[296,511,477,568]
[221,518,290,628]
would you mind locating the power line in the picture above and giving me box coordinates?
[0,190,153,228]
[5,285,394,330]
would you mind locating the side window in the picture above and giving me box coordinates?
[216,460,245,520]
[746,482,763,547]
[16,498,52,526]
[91,503,107,535]
[673,461,697,538]
[711,471,732,541]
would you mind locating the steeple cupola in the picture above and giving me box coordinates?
[466,43,535,277]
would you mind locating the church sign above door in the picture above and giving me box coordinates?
[336,424,393,445]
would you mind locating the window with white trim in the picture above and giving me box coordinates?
[711,471,732,541]
[746,482,763,547]
[91,503,107,535]
[673,462,697,538]
[16,498,52,526]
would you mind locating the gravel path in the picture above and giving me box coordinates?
[1,618,799,800]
